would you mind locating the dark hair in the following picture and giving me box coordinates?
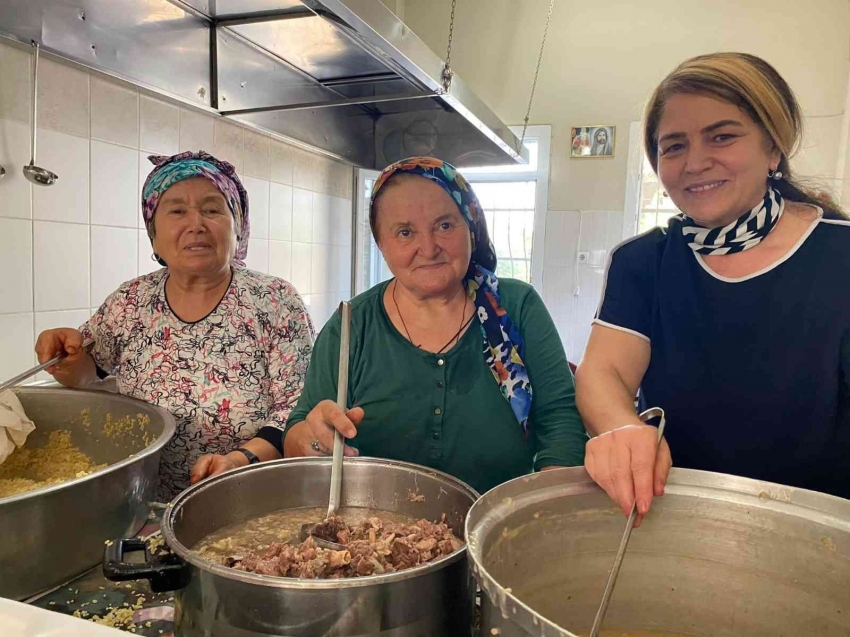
[369,173,498,274]
[644,52,846,219]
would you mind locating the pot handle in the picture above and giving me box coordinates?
[103,538,191,593]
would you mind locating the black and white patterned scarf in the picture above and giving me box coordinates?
[681,187,785,256]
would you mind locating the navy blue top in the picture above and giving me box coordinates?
[596,211,850,499]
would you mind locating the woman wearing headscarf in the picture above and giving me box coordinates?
[282,156,586,494]
[35,151,314,499]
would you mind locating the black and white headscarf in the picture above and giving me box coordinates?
[681,187,785,256]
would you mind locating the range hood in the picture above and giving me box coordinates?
[0,0,527,168]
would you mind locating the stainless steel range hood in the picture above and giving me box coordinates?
[0,0,527,168]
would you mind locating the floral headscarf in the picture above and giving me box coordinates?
[142,150,250,266]
[370,156,533,434]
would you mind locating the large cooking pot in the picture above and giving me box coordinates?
[104,457,479,636]
[466,467,850,637]
[0,387,175,601]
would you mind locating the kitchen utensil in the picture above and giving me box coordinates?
[105,457,479,637]
[22,42,58,187]
[299,301,351,550]
[466,465,850,637]
[1,388,175,600]
[0,339,93,393]
[589,407,667,637]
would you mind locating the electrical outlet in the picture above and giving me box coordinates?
[578,252,589,263]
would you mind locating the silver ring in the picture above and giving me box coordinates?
[310,439,326,454]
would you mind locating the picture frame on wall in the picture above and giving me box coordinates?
[570,126,616,158]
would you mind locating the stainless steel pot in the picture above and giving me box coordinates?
[466,467,850,637]
[0,387,175,600]
[105,457,479,636]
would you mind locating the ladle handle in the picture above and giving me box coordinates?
[0,339,94,393]
[30,41,39,165]
[588,407,667,637]
[327,301,351,517]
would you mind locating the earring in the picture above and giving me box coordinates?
[151,252,160,262]
[768,168,783,180]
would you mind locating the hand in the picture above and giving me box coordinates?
[283,400,363,458]
[34,328,95,386]
[584,424,672,527]
[190,452,246,484]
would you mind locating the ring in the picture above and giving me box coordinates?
[310,439,327,455]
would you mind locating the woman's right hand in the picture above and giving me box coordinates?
[34,328,96,387]
[283,400,364,458]
[584,424,673,527]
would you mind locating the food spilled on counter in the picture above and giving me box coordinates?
[0,430,106,498]
[195,506,464,579]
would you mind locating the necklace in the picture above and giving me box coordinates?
[392,280,472,354]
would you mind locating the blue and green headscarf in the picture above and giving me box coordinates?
[371,156,533,434]
[142,150,250,266]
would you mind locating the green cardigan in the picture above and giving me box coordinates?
[285,278,587,494]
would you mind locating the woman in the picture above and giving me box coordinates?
[577,52,850,525]
[35,151,314,500]
[282,157,586,495]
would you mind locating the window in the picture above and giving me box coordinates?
[624,120,681,238]
[354,126,551,294]
[637,155,680,233]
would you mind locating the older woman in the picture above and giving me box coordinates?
[35,151,314,500]
[578,53,850,525]
[282,157,586,494]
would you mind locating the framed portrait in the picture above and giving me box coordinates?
[570,125,616,158]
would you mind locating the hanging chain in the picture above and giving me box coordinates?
[441,0,458,92]
[519,0,556,153]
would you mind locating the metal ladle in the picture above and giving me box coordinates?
[22,41,58,187]
[589,407,667,637]
[299,301,352,551]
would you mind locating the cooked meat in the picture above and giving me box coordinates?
[226,514,463,579]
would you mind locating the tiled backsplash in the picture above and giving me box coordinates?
[541,209,626,364]
[0,40,353,381]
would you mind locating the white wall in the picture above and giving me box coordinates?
[402,0,850,361]
[0,39,353,381]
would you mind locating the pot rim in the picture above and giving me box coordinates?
[0,387,176,505]
[161,456,479,589]
[464,466,850,637]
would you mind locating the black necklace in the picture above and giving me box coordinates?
[392,280,473,354]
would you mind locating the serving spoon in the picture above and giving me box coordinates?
[22,42,58,187]
[299,301,352,551]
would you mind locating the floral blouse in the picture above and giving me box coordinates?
[81,268,314,500]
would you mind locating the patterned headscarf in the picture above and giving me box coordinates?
[141,150,250,266]
[370,156,533,433]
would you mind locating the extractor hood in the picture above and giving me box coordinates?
[0,0,527,168]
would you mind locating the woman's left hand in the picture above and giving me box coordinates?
[190,452,246,484]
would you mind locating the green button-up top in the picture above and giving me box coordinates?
[285,278,586,494]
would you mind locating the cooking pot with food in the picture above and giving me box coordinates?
[466,467,850,637]
[104,457,479,636]
[0,387,175,600]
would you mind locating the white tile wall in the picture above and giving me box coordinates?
[540,209,626,363]
[269,183,293,241]
[0,38,354,380]
[242,176,270,239]
[0,313,34,375]
[0,218,33,314]
[140,95,180,156]
[34,221,90,312]
[32,129,89,224]
[292,188,313,243]
[179,109,214,154]
[91,226,138,306]
[91,141,138,228]
[0,119,32,219]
